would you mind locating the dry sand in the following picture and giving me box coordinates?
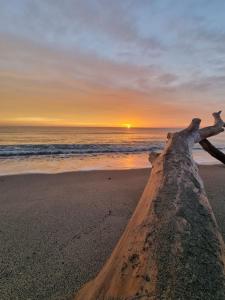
[0,165,224,299]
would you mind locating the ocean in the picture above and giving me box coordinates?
[0,126,224,175]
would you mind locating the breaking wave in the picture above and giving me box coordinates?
[0,143,165,157]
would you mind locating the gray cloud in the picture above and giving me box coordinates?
[0,0,164,57]
[0,33,172,93]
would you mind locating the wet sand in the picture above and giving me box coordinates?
[0,165,224,299]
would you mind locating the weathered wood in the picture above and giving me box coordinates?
[75,112,225,300]
[200,139,225,164]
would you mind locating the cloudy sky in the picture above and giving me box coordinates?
[1,0,225,127]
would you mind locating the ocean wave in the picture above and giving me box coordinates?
[0,143,164,157]
[0,142,224,158]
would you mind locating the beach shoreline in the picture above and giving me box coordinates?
[1,165,225,299]
[0,161,222,177]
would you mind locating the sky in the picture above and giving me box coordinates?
[1,0,225,127]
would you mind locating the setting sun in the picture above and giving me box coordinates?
[123,124,132,129]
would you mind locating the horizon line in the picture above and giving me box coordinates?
[0,124,182,129]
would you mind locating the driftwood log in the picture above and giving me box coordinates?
[75,112,225,300]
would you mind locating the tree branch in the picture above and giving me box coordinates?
[198,111,225,141]
[199,139,225,164]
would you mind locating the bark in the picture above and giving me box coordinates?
[75,112,225,300]
[200,139,225,164]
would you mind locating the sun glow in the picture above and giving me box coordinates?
[123,123,132,129]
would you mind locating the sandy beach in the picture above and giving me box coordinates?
[0,165,225,300]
